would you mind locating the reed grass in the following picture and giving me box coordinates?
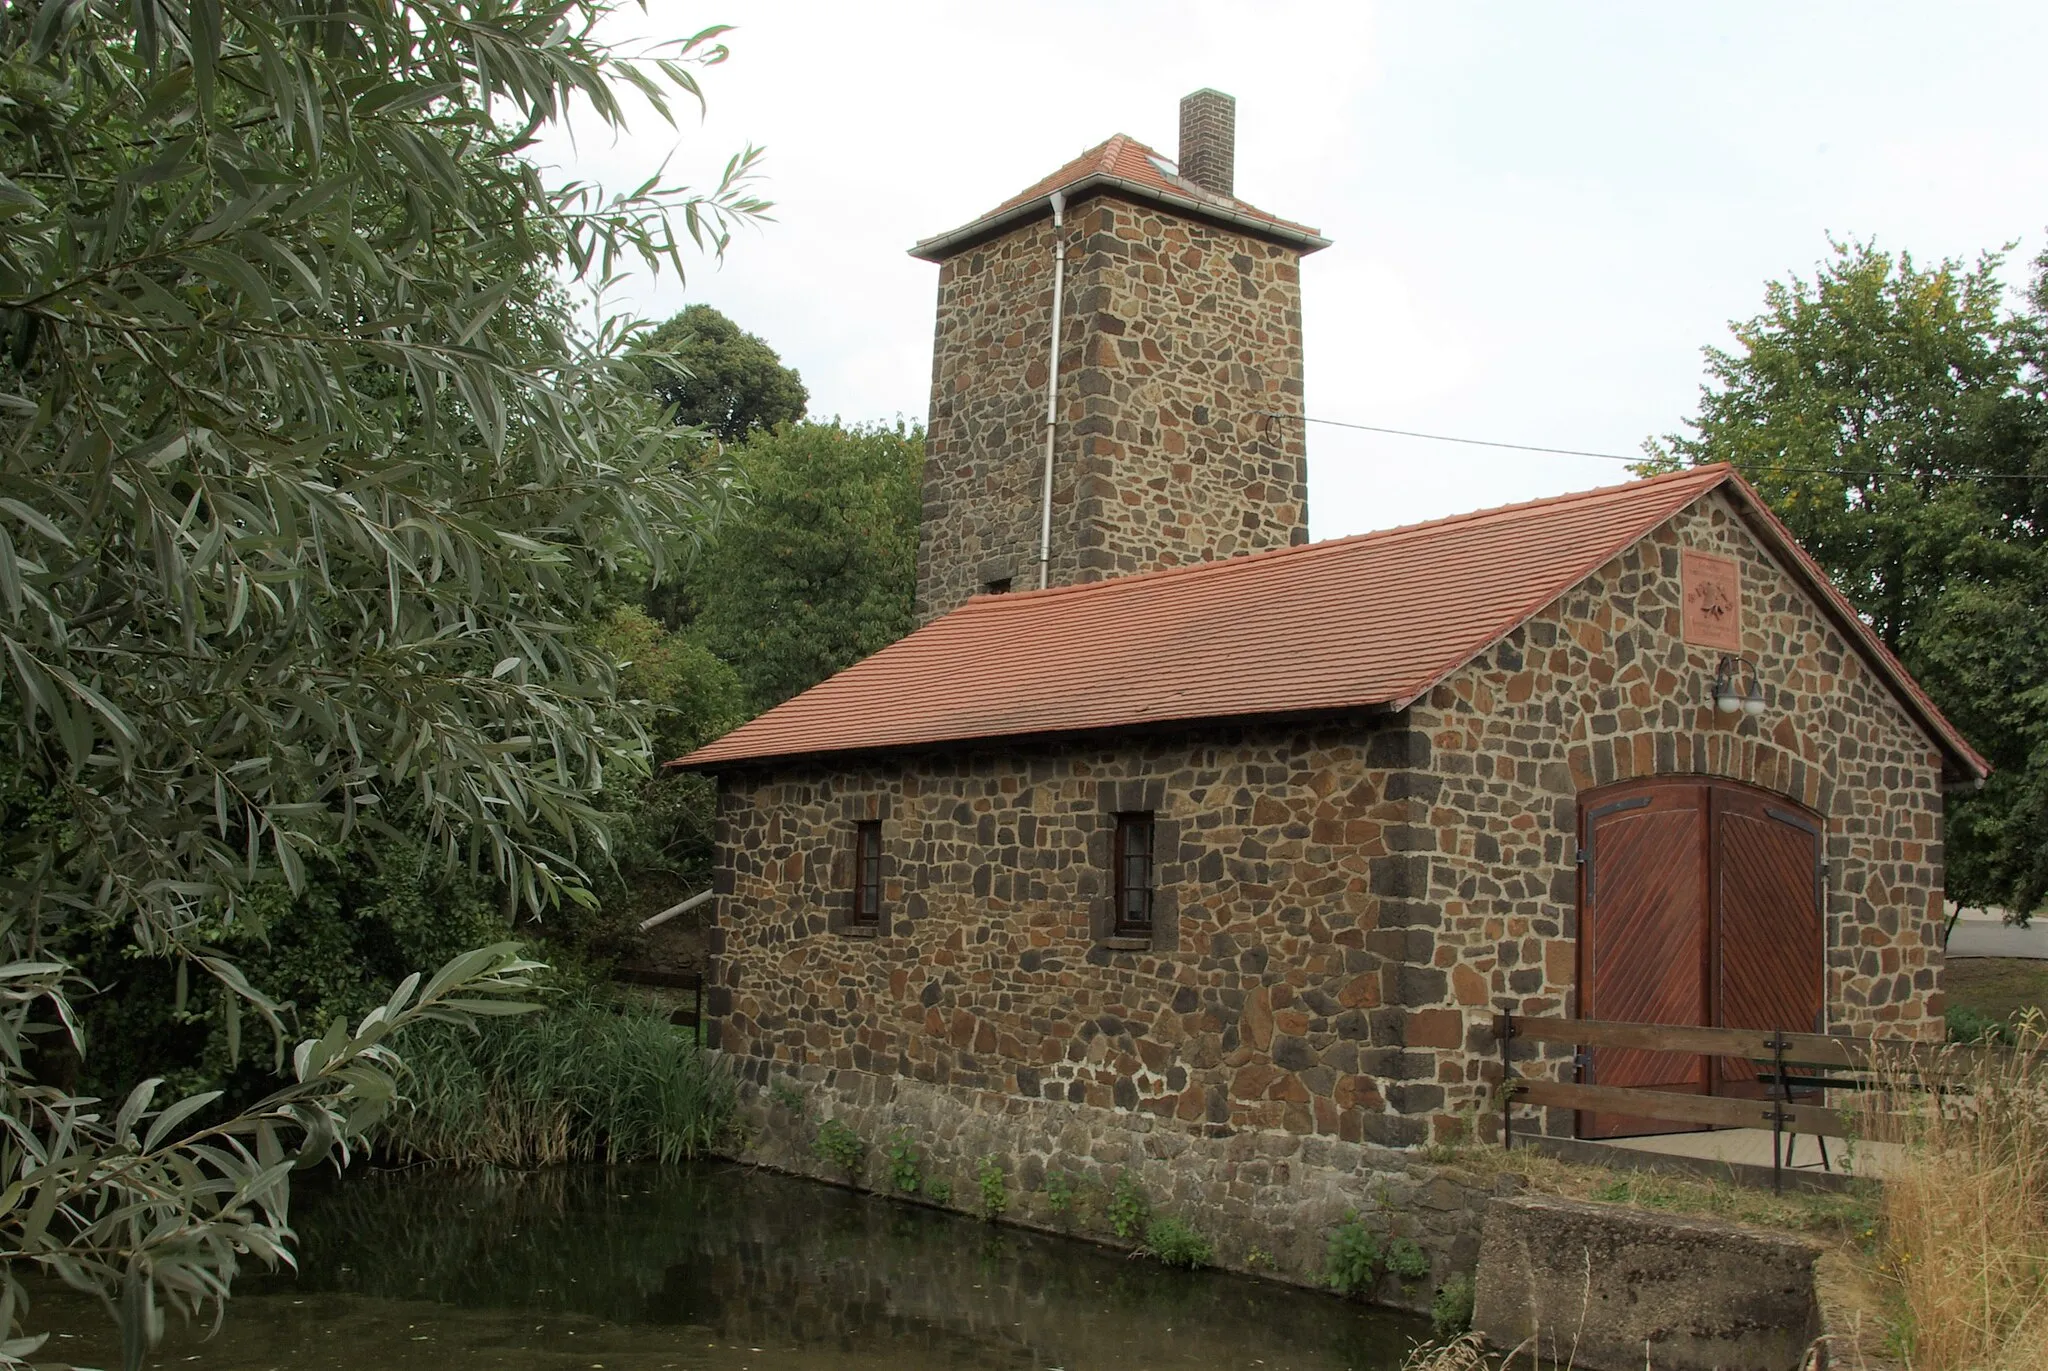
[1859,1013,2048,1369]
[379,996,736,1167]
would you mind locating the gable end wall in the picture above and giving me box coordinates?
[1403,489,1947,1139]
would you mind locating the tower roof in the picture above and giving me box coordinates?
[909,134,1330,263]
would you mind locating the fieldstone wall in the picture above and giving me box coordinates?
[711,719,1440,1146]
[917,212,1071,616]
[1397,489,1949,1142]
[915,192,1309,620]
[728,1063,1503,1310]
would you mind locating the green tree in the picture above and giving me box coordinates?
[0,3,763,1363]
[583,604,746,921]
[635,302,808,442]
[681,421,922,712]
[1649,239,2048,918]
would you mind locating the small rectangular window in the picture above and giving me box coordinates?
[1113,812,1154,937]
[850,821,883,928]
[983,577,1013,595]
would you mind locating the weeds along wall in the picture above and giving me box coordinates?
[729,1065,1504,1311]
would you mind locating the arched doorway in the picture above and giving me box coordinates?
[1575,777,1826,1139]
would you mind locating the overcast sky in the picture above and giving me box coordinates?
[542,1,2048,538]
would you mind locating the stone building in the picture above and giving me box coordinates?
[675,92,1987,1286]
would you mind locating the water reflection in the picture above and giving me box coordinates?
[38,1162,1427,1370]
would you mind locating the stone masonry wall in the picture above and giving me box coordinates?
[711,719,1440,1146]
[915,193,1309,620]
[916,213,1068,617]
[728,1064,1503,1311]
[1396,489,1948,1141]
[1067,197,1309,582]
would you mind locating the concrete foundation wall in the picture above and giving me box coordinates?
[1472,1193,1824,1371]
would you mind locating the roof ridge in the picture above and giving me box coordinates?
[913,127,1326,261]
[954,463,1733,617]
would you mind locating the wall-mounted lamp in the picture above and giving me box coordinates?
[1710,654,1766,717]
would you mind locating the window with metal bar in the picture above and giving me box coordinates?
[1113,812,1154,937]
[850,821,882,928]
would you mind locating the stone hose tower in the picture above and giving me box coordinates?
[908,90,1331,621]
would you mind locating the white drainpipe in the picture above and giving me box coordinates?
[638,887,714,932]
[1036,190,1067,589]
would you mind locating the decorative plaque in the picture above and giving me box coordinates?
[1680,549,1742,650]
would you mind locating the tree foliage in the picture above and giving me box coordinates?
[675,421,921,712]
[580,603,745,920]
[0,2,762,1362]
[1650,240,2048,917]
[634,302,807,443]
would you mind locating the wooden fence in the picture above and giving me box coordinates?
[1490,1012,1994,1190]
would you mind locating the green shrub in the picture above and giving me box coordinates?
[1044,1169,1077,1220]
[767,1077,807,1113]
[812,1118,866,1179]
[1948,1005,2014,1045]
[976,1155,1009,1221]
[924,1176,953,1204]
[1325,1210,1383,1298]
[381,995,736,1167]
[1108,1171,1151,1241]
[1144,1216,1213,1269]
[885,1129,923,1194]
[1432,1273,1476,1337]
[1388,1236,1431,1281]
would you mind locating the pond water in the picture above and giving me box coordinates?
[36,1162,1429,1370]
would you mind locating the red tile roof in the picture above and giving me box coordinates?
[675,466,1987,783]
[909,134,1328,262]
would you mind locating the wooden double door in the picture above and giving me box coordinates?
[1575,778,1827,1139]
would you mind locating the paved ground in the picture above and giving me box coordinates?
[1603,1126,1903,1179]
[1946,906,2048,959]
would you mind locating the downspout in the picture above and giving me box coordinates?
[1036,190,1067,589]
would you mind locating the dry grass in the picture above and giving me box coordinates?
[1400,1333,1491,1370]
[1491,1146,1879,1238]
[1856,1017,2048,1369]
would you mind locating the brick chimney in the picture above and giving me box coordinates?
[1177,89,1236,197]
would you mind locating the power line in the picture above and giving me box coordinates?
[1259,412,2048,483]
[1265,412,1640,462]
